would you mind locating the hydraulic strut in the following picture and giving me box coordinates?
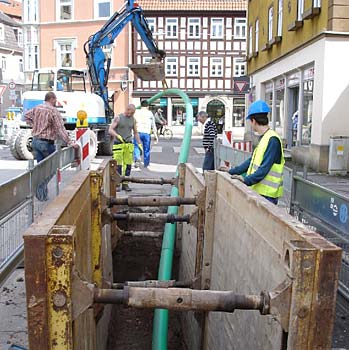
[94,287,268,314]
[114,174,176,186]
[111,212,191,224]
[108,196,197,207]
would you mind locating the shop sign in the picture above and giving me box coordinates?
[191,98,198,106]
[303,67,315,81]
[160,97,167,106]
[276,78,285,91]
[288,72,300,87]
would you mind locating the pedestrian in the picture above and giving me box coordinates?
[197,111,217,171]
[154,108,166,135]
[133,100,158,168]
[25,91,78,200]
[219,100,285,205]
[108,104,142,192]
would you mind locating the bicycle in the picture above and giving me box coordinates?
[157,123,173,141]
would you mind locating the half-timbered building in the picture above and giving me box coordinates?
[133,0,247,130]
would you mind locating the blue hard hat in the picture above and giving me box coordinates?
[246,100,270,120]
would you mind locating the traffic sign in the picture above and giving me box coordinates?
[0,84,6,97]
[235,81,247,93]
[8,80,16,90]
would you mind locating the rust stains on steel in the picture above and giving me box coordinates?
[90,173,103,287]
[112,172,176,186]
[46,226,75,350]
[94,287,266,313]
[111,212,191,224]
[112,280,193,289]
[108,196,197,207]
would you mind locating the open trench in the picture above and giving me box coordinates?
[107,206,187,350]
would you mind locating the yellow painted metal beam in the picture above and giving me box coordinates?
[46,226,75,350]
[90,172,103,287]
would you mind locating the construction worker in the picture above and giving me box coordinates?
[220,100,285,205]
[133,100,158,168]
[108,104,142,192]
[25,91,78,201]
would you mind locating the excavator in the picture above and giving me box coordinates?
[9,0,166,160]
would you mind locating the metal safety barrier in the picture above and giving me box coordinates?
[0,146,79,286]
[291,176,349,300]
[214,140,349,301]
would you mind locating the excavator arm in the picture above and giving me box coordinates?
[84,0,165,117]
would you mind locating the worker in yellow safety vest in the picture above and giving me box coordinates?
[108,104,143,192]
[220,100,285,205]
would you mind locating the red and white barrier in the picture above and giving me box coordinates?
[76,128,90,170]
[232,141,252,152]
[222,131,252,167]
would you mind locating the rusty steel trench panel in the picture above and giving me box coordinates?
[24,160,115,350]
[178,168,341,350]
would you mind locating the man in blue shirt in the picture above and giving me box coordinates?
[220,100,284,205]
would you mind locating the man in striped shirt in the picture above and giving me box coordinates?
[198,111,217,171]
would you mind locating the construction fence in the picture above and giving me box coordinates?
[0,146,79,287]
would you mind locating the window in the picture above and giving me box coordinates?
[147,18,156,33]
[165,57,178,76]
[234,18,246,39]
[298,0,304,21]
[14,28,23,46]
[94,0,111,19]
[32,28,38,43]
[34,45,39,69]
[277,0,283,37]
[248,26,253,54]
[1,56,6,72]
[143,57,151,64]
[210,58,223,77]
[255,19,259,52]
[211,18,224,39]
[55,40,75,67]
[0,25,4,41]
[187,57,200,76]
[19,58,23,72]
[188,18,200,38]
[313,0,321,7]
[233,58,246,77]
[24,0,38,23]
[57,0,73,21]
[268,7,273,42]
[166,18,178,38]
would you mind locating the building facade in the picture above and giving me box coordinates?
[248,0,349,171]
[22,0,131,115]
[134,0,248,131]
[0,1,24,114]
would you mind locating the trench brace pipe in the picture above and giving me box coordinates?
[148,89,193,350]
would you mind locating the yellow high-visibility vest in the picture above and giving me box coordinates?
[247,129,285,198]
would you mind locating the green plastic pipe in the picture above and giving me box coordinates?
[146,89,193,350]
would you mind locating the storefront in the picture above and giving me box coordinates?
[232,97,245,127]
[261,65,314,149]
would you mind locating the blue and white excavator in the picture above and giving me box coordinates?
[10,0,165,160]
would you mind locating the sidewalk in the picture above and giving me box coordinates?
[171,124,202,138]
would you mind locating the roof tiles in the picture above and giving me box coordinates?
[137,0,247,11]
